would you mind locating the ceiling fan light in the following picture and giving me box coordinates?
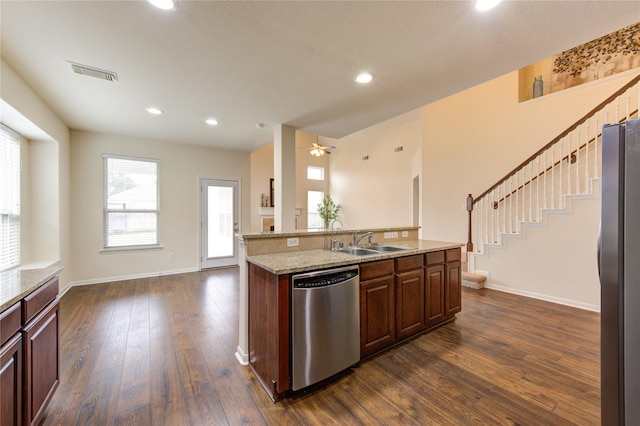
[148,0,175,10]
[475,0,502,11]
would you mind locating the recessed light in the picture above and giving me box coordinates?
[206,118,219,126]
[355,72,373,84]
[148,0,175,10]
[146,107,164,115]
[475,0,502,11]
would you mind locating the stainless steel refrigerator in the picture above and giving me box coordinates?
[599,117,640,425]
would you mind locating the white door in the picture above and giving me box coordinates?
[201,179,239,269]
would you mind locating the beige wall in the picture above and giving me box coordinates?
[1,59,71,290]
[69,130,250,284]
[249,130,330,232]
[329,108,422,229]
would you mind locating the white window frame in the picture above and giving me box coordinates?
[103,154,160,251]
[307,190,324,230]
[307,166,325,181]
[0,124,21,271]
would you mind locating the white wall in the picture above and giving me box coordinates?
[69,130,250,284]
[329,108,422,229]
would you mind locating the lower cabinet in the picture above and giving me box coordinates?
[360,260,395,356]
[395,255,425,339]
[1,333,22,426]
[0,275,59,426]
[425,263,445,327]
[445,258,462,318]
[23,299,59,426]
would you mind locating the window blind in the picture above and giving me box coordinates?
[104,154,159,249]
[0,125,21,271]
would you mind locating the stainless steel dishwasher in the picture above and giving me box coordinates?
[291,265,360,391]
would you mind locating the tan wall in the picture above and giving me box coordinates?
[69,130,250,284]
[249,130,330,232]
[329,108,423,229]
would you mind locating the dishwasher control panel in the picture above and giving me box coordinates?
[293,269,358,288]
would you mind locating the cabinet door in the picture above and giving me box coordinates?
[1,333,22,426]
[23,299,59,426]
[425,264,445,327]
[445,261,462,318]
[360,275,395,356]
[395,269,425,339]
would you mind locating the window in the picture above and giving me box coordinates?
[0,125,21,270]
[104,154,159,249]
[307,190,324,229]
[307,166,324,181]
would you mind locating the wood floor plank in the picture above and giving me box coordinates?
[41,270,601,425]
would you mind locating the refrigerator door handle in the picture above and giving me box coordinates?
[597,221,602,279]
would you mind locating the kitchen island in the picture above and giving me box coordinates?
[1,263,62,425]
[241,229,463,400]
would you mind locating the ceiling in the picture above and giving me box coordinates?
[1,1,638,152]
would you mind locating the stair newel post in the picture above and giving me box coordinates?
[466,194,474,252]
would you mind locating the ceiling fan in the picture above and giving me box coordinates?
[309,140,335,156]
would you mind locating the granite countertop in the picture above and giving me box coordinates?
[246,239,463,275]
[0,262,63,312]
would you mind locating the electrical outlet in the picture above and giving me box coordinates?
[287,238,299,247]
[168,252,175,260]
[401,231,408,237]
[383,231,398,239]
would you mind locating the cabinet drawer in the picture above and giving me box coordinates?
[395,254,424,272]
[360,259,394,281]
[426,250,445,266]
[23,276,59,325]
[446,248,461,262]
[0,302,21,346]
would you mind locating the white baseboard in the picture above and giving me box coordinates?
[484,283,600,312]
[67,267,199,288]
[235,346,249,366]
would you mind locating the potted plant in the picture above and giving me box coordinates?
[317,195,341,229]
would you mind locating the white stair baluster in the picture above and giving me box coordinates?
[627,89,631,121]
[551,143,555,209]
[585,120,590,192]
[502,181,506,236]
[567,133,572,197]
[594,116,600,178]
[536,156,540,222]
[559,138,564,208]
[543,149,547,209]
[509,175,513,234]
[576,126,581,194]
[515,170,520,233]
[529,162,533,222]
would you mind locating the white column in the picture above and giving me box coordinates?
[235,236,249,365]
[273,124,297,232]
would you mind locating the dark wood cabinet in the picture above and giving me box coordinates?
[445,261,462,318]
[360,260,395,356]
[395,255,425,339]
[1,333,22,426]
[0,275,59,426]
[248,263,290,401]
[23,299,59,426]
[425,264,445,327]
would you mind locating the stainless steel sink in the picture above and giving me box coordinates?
[335,245,410,255]
[365,245,408,252]
[336,247,379,256]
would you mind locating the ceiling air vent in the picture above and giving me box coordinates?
[68,62,118,82]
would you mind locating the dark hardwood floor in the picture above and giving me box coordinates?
[40,268,600,425]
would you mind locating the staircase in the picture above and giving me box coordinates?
[464,73,640,301]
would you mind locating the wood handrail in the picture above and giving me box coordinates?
[472,72,640,205]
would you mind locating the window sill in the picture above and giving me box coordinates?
[100,245,163,254]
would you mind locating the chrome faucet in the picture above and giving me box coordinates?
[329,220,344,251]
[353,231,373,247]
